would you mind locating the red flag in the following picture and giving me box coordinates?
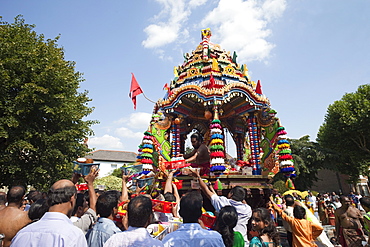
[163,83,169,91]
[255,80,262,94]
[163,82,172,96]
[129,73,143,110]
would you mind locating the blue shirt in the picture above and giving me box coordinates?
[103,226,163,247]
[86,217,121,247]
[162,223,225,247]
[11,212,87,247]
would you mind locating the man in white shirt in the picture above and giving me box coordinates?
[103,195,163,247]
[191,170,251,246]
[162,191,225,247]
[11,179,87,247]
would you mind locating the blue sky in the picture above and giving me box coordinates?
[2,0,370,157]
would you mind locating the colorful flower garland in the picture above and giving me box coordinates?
[209,119,226,173]
[137,131,155,170]
[276,126,295,189]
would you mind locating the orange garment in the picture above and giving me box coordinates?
[276,207,323,247]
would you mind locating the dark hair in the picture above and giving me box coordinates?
[83,190,90,207]
[164,192,176,202]
[104,190,121,202]
[96,192,119,218]
[95,189,105,196]
[284,195,294,207]
[0,194,6,205]
[179,191,203,223]
[48,185,76,207]
[217,206,238,247]
[72,193,86,215]
[7,186,26,205]
[28,199,49,221]
[128,196,153,227]
[340,195,349,203]
[230,186,245,202]
[293,205,306,219]
[252,208,280,245]
[28,190,43,203]
[191,132,203,143]
[360,197,370,209]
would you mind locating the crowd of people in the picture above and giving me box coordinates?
[270,188,370,247]
[1,165,370,247]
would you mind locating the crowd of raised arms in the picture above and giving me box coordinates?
[1,168,370,247]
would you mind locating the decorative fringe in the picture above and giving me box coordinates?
[285,178,295,190]
[214,179,223,190]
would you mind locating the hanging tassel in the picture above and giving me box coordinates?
[213,180,218,190]
[214,179,223,190]
[285,178,295,190]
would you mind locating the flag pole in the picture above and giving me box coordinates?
[142,92,156,103]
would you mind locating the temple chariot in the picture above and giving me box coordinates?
[134,29,295,208]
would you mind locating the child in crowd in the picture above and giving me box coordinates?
[249,207,280,247]
[215,205,244,247]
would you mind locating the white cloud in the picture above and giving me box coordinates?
[142,0,208,49]
[144,0,286,63]
[142,24,180,48]
[89,112,152,152]
[114,112,152,130]
[201,0,286,62]
[189,0,208,8]
[262,0,286,22]
[88,135,124,150]
[115,127,144,139]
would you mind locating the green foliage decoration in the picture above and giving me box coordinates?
[94,176,122,191]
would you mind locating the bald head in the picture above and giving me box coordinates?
[51,179,75,190]
[48,180,76,207]
[7,186,26,205]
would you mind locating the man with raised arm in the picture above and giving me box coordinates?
[71,168,99,234]
[183,132,210,176]
[191,169,251,246]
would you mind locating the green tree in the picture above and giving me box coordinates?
[289,136,327,190]
[0,16,96,190]
[111,168,124,178]
[273,135,335,191]
[317,84,370,183]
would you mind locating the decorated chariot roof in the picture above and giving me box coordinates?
[156,28,270,119]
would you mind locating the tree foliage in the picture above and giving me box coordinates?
[289,136,329,190]
[111,168,124,178]
[317,84,370,182]
[0,16,96,190]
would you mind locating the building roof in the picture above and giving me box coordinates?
[85,150,137,163]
